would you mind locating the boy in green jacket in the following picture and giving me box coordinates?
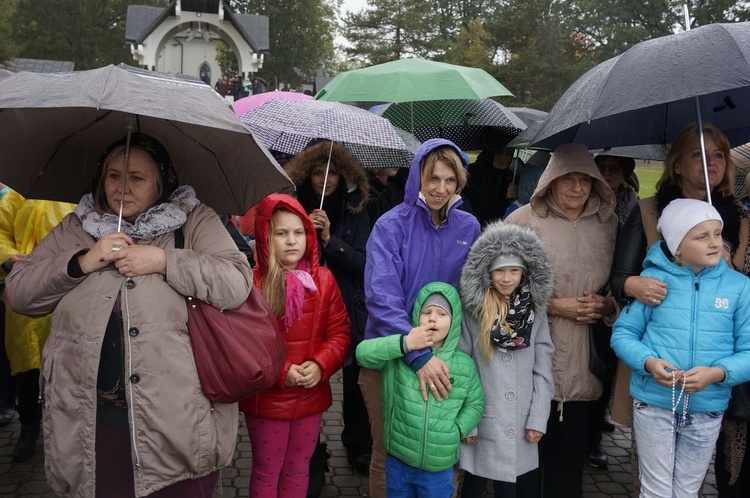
[356,282,484,497]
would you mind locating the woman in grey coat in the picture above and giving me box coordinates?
[458,222,555,497]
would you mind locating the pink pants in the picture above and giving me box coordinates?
[245,412,324,498]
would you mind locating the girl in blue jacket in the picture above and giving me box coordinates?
[611,199,750,497]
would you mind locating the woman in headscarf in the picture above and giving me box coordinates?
[5,133,253,497]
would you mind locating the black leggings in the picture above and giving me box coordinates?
[461,469,541,498]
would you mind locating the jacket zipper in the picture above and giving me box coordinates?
[686,278,700,413]
[419,397,430,468]
[558,219,579,420]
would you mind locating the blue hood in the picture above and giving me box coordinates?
[404,139,468,205]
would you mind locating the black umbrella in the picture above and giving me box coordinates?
[528,22,750,151]
[0,64,291,215]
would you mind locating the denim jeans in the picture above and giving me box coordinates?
[633,400,723,498]
[385,454,454,498]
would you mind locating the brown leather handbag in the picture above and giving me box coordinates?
[176,228,286,403]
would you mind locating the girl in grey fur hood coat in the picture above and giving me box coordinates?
[458,222,555,496]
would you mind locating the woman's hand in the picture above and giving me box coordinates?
[576,291,616,323]
[526,429,543,443]
[78,232,135,274]
[623,276,667,307]
[416,356,451,402]
[310,209,331,246]
[644,357,683,388]
[506,183,518,201]
[296,360,322,388]
[113,245,167,278]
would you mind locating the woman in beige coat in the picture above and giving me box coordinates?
[5,133,253,498]
[506,143,617,498]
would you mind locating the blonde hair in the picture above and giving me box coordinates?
[261,208,299,317]
[658,122,735,196]
[94,146,163,214]
[478,286,510,363]
[420,146,468,193]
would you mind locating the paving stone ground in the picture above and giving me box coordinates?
[0,371,718,497]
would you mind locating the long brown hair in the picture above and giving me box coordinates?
[658,122,735,196]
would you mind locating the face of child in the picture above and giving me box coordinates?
[676,220,723,274]
[418,304,451,347]
[491,266,524,297]
[270,210,307,269]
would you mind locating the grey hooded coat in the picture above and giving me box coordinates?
[458,222,555,483]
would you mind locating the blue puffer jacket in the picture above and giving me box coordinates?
[364,139,481,370]
[611,241,750,413]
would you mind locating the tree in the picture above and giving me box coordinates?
[341,0,443,65]
[232,0,337,88]
[215,40,239,78]
[444,18,493,70]
[0,0,19,64]
[10,0,165,70]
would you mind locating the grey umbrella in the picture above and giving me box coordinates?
[527,22,750,152]
[0,64,292,215]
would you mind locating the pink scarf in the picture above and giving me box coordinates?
[283,258,317,331]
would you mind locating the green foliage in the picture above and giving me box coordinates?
[215,40,239,77]
[0,0,19,64]
[232,0,337,88]
[10,0,165,70]
[444,18,492,70]
[341,0,443,65]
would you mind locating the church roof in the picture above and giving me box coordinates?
[126,1,268,52]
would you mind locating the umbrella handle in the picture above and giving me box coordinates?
[116,117,137,232]
[319,140,335,211]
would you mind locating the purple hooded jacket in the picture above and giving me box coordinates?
[364,139,480,369]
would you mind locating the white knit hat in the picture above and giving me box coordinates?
[657,199,723,255]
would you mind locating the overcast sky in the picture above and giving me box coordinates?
[340,0,369,14]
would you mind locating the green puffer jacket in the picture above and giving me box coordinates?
[356,282,484,471]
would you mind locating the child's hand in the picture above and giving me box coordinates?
[462,436,477,444]
[526,429,543,444]
[406,323,435,351]
[284,364,305,387]
[296,360,322,389]
[681,366,725,394]
[644,357,683,388]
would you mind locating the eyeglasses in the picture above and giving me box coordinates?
[597,164,623,174]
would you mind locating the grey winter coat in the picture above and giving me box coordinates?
[5,203,253,498]
[458,222,555,482]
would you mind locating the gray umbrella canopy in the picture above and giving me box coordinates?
[528,22,750,151]
[0,64,291,214]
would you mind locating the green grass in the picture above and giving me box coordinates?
[634,161,664,199]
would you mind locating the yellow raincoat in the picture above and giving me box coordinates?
[0,190,75,374]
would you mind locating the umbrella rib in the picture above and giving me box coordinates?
[31,110,115,194]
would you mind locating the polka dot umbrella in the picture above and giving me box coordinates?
[373,98,526,151]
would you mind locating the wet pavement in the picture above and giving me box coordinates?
[0,371,718,497]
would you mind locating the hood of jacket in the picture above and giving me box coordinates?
[254,193,319,278]
[403,138,468,206]
[284,141,370,213]
[529,144,615,222]
[460,222,554,320]
[411,282,463,360]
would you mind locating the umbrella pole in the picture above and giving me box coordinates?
[319,140,335,211]
[117,121,136,232]
[683,3,712,204]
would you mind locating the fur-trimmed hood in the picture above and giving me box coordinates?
[284,141,370,213]
[460,222,554,319]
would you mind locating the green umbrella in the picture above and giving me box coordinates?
[315,58,513,103]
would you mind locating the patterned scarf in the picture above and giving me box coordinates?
[490,281,535,352]
[75,186,200,240]
[283,258,317,331]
